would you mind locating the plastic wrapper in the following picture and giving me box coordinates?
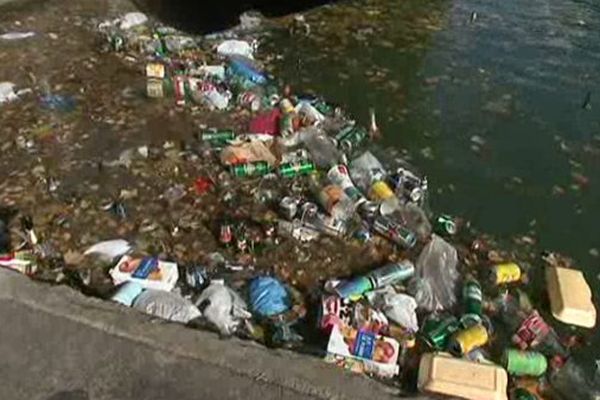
[195,281,251,336]
[133,289,201,323]
[409,235,459,312]
[349,151,387,193]
[391,203,432,241]
[367,287,419,333]
[220,141,277,166]
[249,276,291,318]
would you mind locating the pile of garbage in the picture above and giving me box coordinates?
[1,11,599,400]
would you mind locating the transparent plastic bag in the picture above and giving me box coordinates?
[367,287,419,332]
[133,289,201,323]
[409,234,459,312]
[348,151,387,192]
[549,357,600,400]
[195,281,251,336]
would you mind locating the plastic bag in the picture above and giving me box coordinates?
[195,281,251,336]
[549,357,600,400]
[349,151,387,193]
[118,12,148,30]
[367,287,419,332]
[133,289,201,323]
[249,277,292,318]
[84,239,131,261]
[217,40,255,59]
[409,234,459,312]
[389,203,432,241]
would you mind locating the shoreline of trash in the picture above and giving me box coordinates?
[1,10,599,400]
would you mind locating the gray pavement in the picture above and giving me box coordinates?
[0,269,412,400]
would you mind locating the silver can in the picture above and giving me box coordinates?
[279,196,300,220]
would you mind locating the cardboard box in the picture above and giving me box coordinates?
[110,255,178,292]
[326,324,399,378]
[418,352,508,400]
[546,266,596,328]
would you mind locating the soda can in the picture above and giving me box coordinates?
[174,74,186,106]
[503,349,547,377]
[319,295,353,331]
[421,316,461,350]
[278,160,316,178]
[230,161,272,177]
[435,214,457,236]
[491,262,522,285]
[448,324,489,356]
[238,91,261,111]
[512,310,551,349]
[357,200,380,219]
[146,62,165,79]
[335,276,373,300]
[373,216,417,249]
[367,260,415,289]
[279,196,299,220]
[201,129,235,142]
[146,79,164,98]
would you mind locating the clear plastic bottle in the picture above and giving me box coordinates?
[300,128,346,169]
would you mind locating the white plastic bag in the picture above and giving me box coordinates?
[195,281,251,336]
[84,239,131,261]
[409,234,459,312]
[367,287,419,332]
[119,12,148,30]
[133,290,201,323]
[0,82,17,104]
[217,40,254,59]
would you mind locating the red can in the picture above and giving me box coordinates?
[174,75,186,106]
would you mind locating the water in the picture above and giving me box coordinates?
[263,0,600,361]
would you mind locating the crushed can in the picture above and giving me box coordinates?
[491,262,522,285]
[421,316,462,350]
[185,265,209,290]
[435,214,457,236]
[335,125,368,153]
[373,215,417,249]
[448,324,489,356]
[174,74,186,106]
[279,196,300,220]
[512,310,551,349]
[201,129,235,143]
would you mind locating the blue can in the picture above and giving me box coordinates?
[335,277,373,300]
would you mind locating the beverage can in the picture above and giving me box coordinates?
[421,316,461,350]
[369,180,395,201]
[367,261,415,288]
[435,214,457,236]
[335,125,368,153]
[146,62,165,79]
[448,324,489,356]
[279,196,299,220]
[146,79,164,98]
[463,279,483,318]
[503,349,547,377]
[373,216,417,249]
[491,262,522,285]
[201,129,235,142]
[278,160,316,178]
[327,165,366,205]
[230,161,272,177]
[335,276,373,300]
[174,74,186,106]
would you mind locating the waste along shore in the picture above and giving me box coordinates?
[1,11,598,400]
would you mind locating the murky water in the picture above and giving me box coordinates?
[265,0,600,362]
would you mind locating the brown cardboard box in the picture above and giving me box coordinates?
[546,266,596,328]
[418,352,508,400]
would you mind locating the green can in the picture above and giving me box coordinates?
[462,279,483,320]
[201,129,235,142]
[503,349,547,377]
[230,161,272,177]
[421,316,461,350]
[512,388,538,400]
[335,125,368,153]
[435,214,457,236]
[278,160,316,178]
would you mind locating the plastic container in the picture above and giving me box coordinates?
[545,266,596,328]
[418,352,508,400]
[109,255,179,292]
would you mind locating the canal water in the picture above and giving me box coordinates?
[262,0,600,364]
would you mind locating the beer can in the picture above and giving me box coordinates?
[421,316,461,350]
[230,161,272,177]
[201,129,235,142]
[435,214,457,236]
[219,223,233,246]
[335,125,368,153]
[512,310,551,349]
[491,262,522,285]
[373,216,417,249]
[146,62,165,79]
[146,79,164,98]
[463,279,483,318]
[503,349,547,377]
[279,196,299,220]
[238,91,261,111]
[335,276,373,300]
[185,265,209,290]
[278,160,316,178]
[448,324,489,356]
[367,261,415,289]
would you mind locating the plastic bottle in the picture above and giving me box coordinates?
[300,128,346,169]
[308,175,355,222]
[349,151,400,214]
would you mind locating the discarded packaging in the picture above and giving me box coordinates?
[110,256,179,292]
[545,266,596,328]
